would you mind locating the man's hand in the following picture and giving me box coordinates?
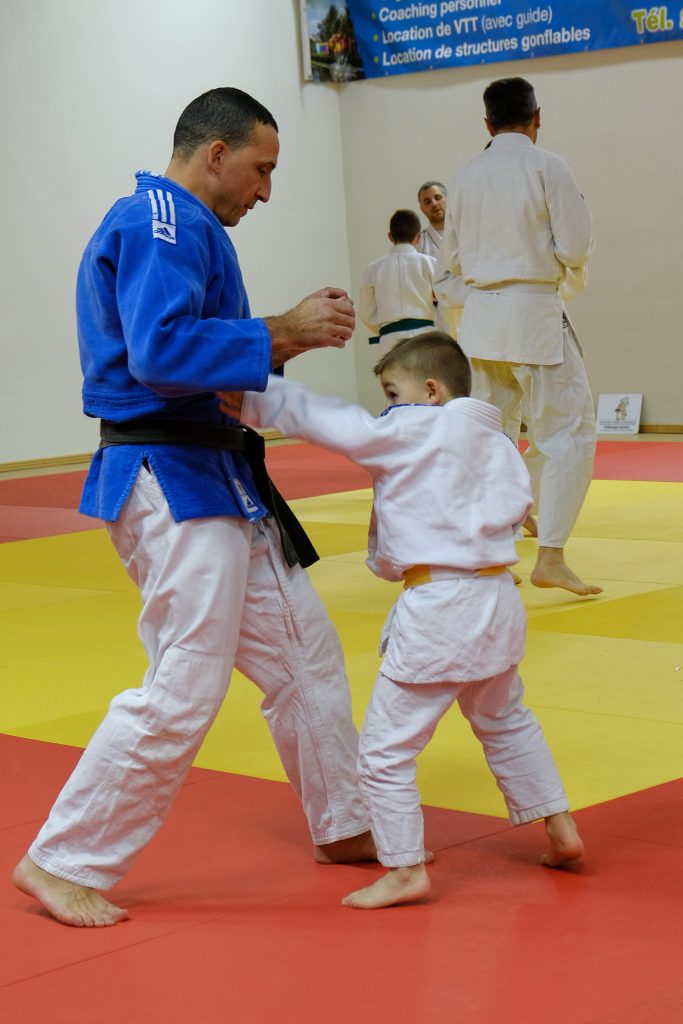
[264,287,355,367]
[217,391,244,419]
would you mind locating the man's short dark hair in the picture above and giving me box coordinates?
[417,181,446,199]
[373,332,472,398]
[172,88,278,159]
[389,209,422,244]
[483,77,537,132]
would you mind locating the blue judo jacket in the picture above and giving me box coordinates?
[77,171,272,523]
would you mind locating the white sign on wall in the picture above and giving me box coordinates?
[597,393,643,434]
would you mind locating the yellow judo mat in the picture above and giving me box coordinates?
[1,478,682,818]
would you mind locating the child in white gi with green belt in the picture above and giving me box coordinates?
[220,332,584,909]
[359,209,436,356]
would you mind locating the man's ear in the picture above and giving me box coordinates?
[207,139,229,171]
[484,116,495,138]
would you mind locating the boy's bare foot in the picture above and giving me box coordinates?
[314,830,377,864]
[541,812,584,868]
[522,514,538,537]
[12,854,129,927]
[342,863,431,909]
[530,546,602,596]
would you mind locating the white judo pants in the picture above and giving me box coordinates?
[471,321,596,548]
[358,666,568,868]
[29,466,368,889]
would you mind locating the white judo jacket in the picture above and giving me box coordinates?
[241,377,534,682]
[434,132,592,365]
[417,224,442,258]
[358,244,436,336]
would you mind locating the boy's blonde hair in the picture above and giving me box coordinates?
[373,332,472,398]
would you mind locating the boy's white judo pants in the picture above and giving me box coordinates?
[358,665,568,868]
[28,466,368,890]
[471,320,596,548]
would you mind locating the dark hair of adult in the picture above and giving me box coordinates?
[172,87,278,159]
[373,331,472,398]
[483,77,537,132]
[417,180,447,199]
[389,209,422,244]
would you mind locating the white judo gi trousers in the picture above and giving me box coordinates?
[359,665,568,868]
[29,466,368,889]
[470,320,596,548]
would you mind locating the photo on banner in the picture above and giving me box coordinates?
[300,0,366,80]
[301,1,683,81]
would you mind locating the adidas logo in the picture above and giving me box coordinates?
[233,477,260,515]
[148,188,177,244]
[153,221,176,244]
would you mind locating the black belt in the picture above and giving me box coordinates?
[99,417,318,569]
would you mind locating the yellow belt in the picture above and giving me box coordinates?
[403,564,507,589]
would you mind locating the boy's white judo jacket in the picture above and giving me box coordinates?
[241,377,533,686]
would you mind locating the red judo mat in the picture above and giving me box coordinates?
[2,438,683,1020]
[520,438,683,482]
[2,733,683,1024]
[0,446,370,542]
[1,439,681,542]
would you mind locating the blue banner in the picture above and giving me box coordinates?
[303,2,683,81]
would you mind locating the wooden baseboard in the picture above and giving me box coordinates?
[0,429,286,476]
[639,424,683,434]
[0,453,94,475]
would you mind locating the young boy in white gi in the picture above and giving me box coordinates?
[358,209,436,356]
[219,332,584,910]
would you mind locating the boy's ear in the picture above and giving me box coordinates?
[425,378,443,405]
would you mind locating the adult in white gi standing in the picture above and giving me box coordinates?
[434,78,601,597]
[13,87,374,928]
[416,181,446,258]
[416,181,462,340]
[221,333,584,910]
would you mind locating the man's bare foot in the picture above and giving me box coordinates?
[523,514,538,537]
[314,830,377,864]
[530,546,602,596]
[12,854,129,927]
[541,812,584,868]
[342,863,431,909]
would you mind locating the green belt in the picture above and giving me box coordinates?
[369,318,434,344]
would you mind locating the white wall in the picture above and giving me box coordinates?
[340,43,683,422]
[1,5,682,464]
[0,0,356,463]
